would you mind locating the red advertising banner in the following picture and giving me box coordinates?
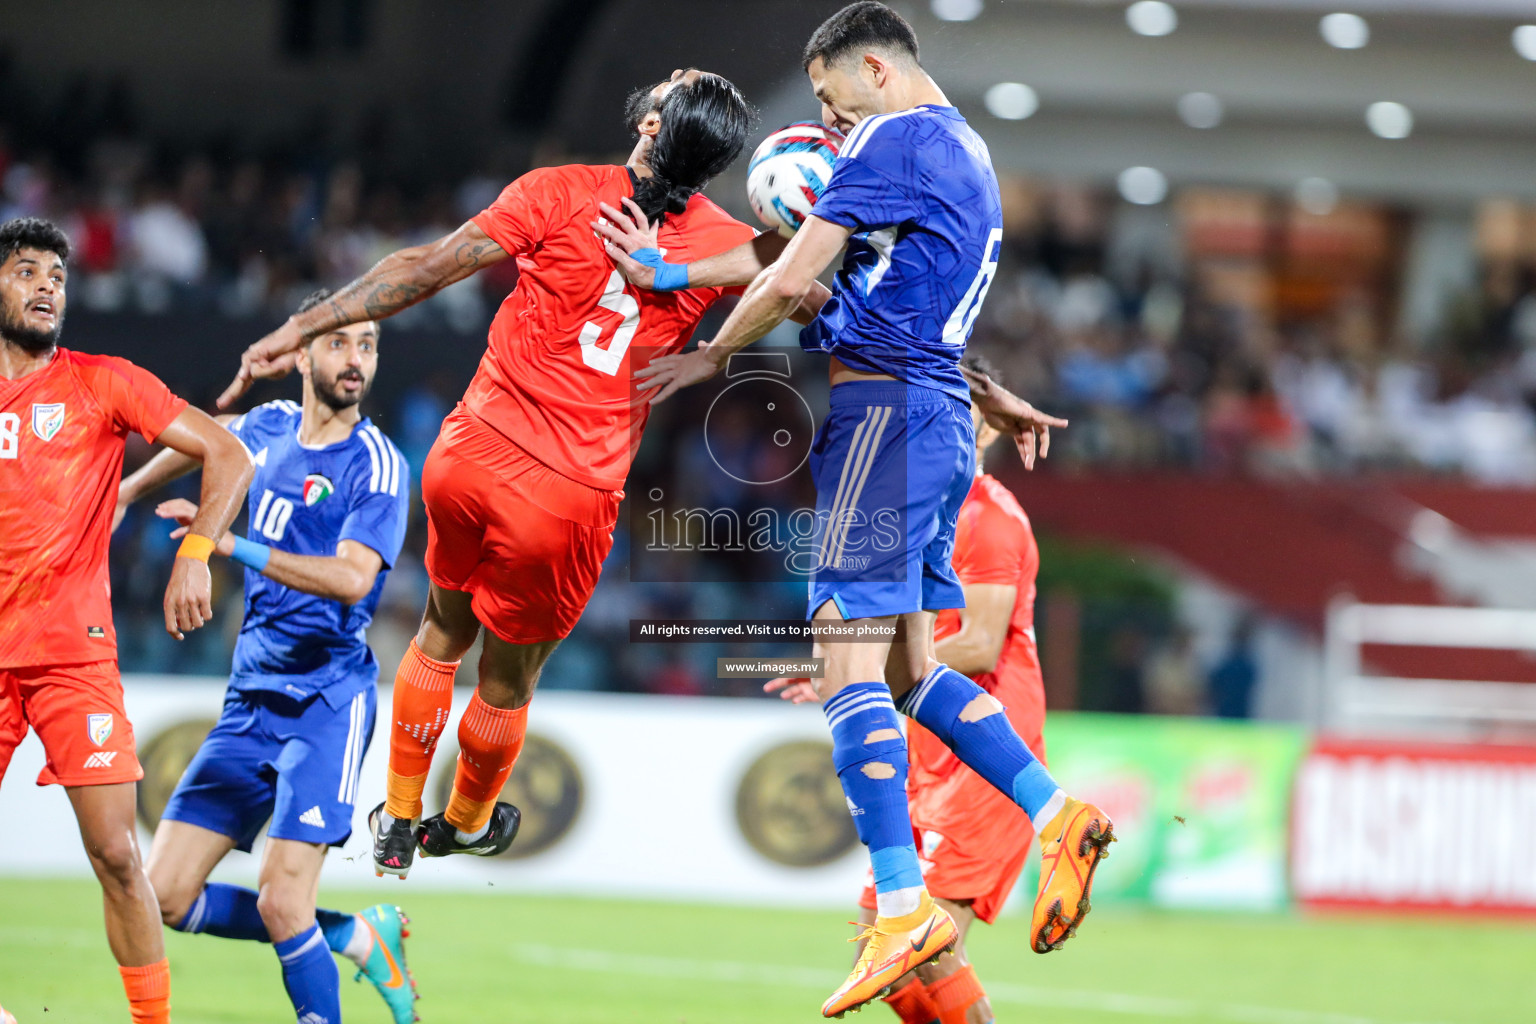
[1292,738,1536,914]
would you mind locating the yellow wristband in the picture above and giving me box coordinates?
[177,534,217,562]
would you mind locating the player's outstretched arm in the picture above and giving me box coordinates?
[152,408,256,639]
[595,198,789,290]
[219,222,509,408]
[114,414,238,532]
[159,498,386,605]
[960,364,1070,471]
[934,583,1016,676]
[595,198,831,324]
[635,215,851,404]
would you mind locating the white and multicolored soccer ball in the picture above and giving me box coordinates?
[746,122,843,238]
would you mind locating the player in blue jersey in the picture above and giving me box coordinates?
[114,290,417,1024]
[598,4,1115,1016]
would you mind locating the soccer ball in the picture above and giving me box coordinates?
[746,122,843,238]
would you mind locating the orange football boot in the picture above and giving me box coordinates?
[822,894,957,1018]
[1031,797,1115,953]
[1,1002,17,1024]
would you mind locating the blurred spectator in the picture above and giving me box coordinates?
[1145,627,1205,716]
[1210,616,1260,719]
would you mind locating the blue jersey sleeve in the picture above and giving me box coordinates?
[812,119,925,233]
[339,438,410,569]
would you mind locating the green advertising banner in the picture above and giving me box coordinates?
[1024,713,1306,911]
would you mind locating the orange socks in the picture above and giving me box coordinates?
[119,959,170,1024]
[883,976,940,1024]
[445,692,528,835]
[928,965,988,1024]
[385,639,460,821]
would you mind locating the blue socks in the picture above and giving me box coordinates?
[173,883,358,953]
[274,923,341,1024]
[825,682,925,918]
[175,882,267,940]
[899,665,1066,832]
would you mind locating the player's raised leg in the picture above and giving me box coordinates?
[66,783,171,1024]
[897,654,1112,953]
[816,603,957,1019]
[373,583,475,876]
[415,629,546,857]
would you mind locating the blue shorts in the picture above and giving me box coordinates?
[807,381,975,620]
[162,686,376,852]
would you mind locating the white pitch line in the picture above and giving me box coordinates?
[508,943,1449,1024]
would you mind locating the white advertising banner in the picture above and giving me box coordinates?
[0,680,870,908]
[1292,737,1536,913]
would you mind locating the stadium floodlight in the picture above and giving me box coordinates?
[1126,1,1178,37]
[931,0,983,21]
[1295,177,1340,216]
[1178,91,1223,129]
[1320,12,1370,50]
[1514,25,1536,61]
[1118,166,1169,205]
[1366,101,1413,139]
[985,82,1039,120]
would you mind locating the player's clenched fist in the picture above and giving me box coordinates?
[164,555,214,640]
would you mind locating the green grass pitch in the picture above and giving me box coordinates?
[1,879,1533,1023]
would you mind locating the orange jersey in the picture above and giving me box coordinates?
[467,164,757,490]
[912,473,1046,784]
[0,349,187,668]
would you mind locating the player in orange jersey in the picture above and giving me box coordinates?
[769,354,1049,1024]
[0,217,253,1024]
[218,70,830,876]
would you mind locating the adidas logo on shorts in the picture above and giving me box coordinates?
[299,806,327,828]
[83,751,118,769]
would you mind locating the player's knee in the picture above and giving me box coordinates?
[255,880,312,941]
[145,864,194,926]
[85,832,145,893]
[156,888,192,928]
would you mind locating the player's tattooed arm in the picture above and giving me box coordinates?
[219,222,509,408]
[960,364,1069,471]
[114,414,239,531]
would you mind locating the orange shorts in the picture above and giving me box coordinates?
[859,716,1047,925]
[0,661,142,787]
[423,407,622,645]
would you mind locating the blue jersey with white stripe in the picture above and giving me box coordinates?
[801,105,1003,403]
[225,401,409,708]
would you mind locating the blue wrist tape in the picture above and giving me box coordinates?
[629,247,689,291]
[229,534,271,572]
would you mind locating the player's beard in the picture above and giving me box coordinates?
[624,85,662,136]
[0,301,62,355]
[313,367,372,411]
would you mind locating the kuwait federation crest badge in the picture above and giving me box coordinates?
[87,713,114,747]
[302,474,334,507]
[31,402,65,442]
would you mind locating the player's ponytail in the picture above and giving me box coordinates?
[630,72,753,224]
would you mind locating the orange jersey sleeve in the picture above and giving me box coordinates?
[78,353,188,442]
[471,167,565,260]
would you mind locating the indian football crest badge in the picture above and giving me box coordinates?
[87,713,114,747]
[302,474,334,507]
[30,403,65,442]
